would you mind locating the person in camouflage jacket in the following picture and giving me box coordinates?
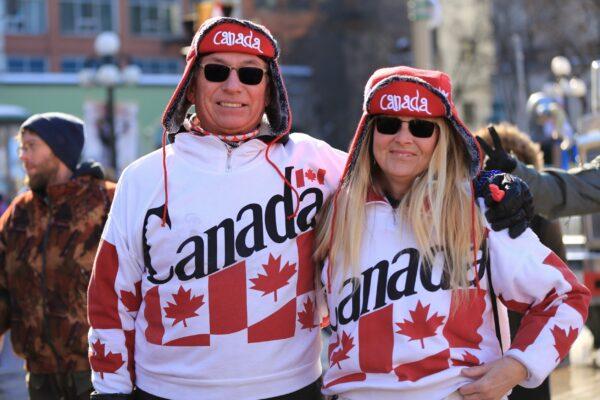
[0,112,115,400]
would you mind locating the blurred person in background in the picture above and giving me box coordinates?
[0,112,115,399]
[476,123,568,400]
[477,127,600,220]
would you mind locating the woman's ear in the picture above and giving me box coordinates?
[264,81,272,107]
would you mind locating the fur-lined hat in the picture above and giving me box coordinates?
[341,66,482,182]
[161,17,291,137]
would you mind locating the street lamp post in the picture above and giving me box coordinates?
[546,55,588,168]
[79,32,141,172]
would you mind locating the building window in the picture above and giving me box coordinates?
[130,0,180,37]
[60,0,114,35]
[5,0,47,34]
[7,56,48,73]
[61,57,88,73]
[132,58,182,74]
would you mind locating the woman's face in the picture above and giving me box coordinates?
[372,117,440,190]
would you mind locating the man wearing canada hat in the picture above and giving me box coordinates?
[87,17,346,399]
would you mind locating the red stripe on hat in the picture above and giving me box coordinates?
[209,260,248,334]
[359,304,394,373]
[88,240,121,329]
[296,231,315,296]
[198,22,276,58]
[442,288,485,349]
[295,168,305,188]
[144,286,165,345]
[317,168,326,184]
[248,298,296,342]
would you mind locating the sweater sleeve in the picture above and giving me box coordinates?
[486,225,590,388]
[88,172,143,394]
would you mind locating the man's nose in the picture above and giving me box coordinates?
[222,69,243,92]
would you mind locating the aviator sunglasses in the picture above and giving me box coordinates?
[375,116,437,138]
[199,63,268,85]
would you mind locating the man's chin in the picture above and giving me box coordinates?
[25,174,48,192]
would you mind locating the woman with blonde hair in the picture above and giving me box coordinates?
[314,66,590,400]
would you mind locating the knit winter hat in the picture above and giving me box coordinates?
[341,66,482,183]
[161,17,291,137]
[20,112,85,171]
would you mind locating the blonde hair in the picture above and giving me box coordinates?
[315,118,485,292]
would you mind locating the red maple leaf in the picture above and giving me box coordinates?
[330,331,355,369]
[89,339,125,379]
[163,286,205,327]
[396,301,445,349]
[120,281,142,312]
[250,254,296,301]
[305,169,317,181]
[452,351,481,367]
[298,297,318,331]
[551,325,579,362]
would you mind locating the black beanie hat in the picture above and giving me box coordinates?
[20,112,85,172]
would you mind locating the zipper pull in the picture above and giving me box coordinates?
[225,145,233,172]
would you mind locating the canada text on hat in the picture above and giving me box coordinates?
[197,22,276,58]
[368,81,448,118]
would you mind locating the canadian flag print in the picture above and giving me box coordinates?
[295,168,326,188]
[249,253,296,302]
[395,301,445,349]
[89,339,125,379]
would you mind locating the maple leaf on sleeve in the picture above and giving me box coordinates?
[89,339,125,379]
[120,280,142,312]
[330,331,355,369]
[298,297,318,331]
[395,301,445,349]
[551,325,579,362]
[163,286,205,327]
[250,254,296,301]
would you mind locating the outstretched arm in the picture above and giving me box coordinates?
[511,156,600,219]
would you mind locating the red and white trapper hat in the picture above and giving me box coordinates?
[161,17,291,137]
[342,66,482,182]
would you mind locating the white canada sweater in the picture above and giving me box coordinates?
[321,195,590,400]
[88,132,346,399]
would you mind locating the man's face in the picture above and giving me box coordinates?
[187,52,270,135]
[18,130,61,191]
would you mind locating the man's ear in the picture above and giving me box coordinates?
[186,80,196,104]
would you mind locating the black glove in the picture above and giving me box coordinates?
[482,173,534,239]
[476,126,517,173]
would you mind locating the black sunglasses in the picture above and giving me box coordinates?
[375,116,437,138]
[199,63,268,85]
